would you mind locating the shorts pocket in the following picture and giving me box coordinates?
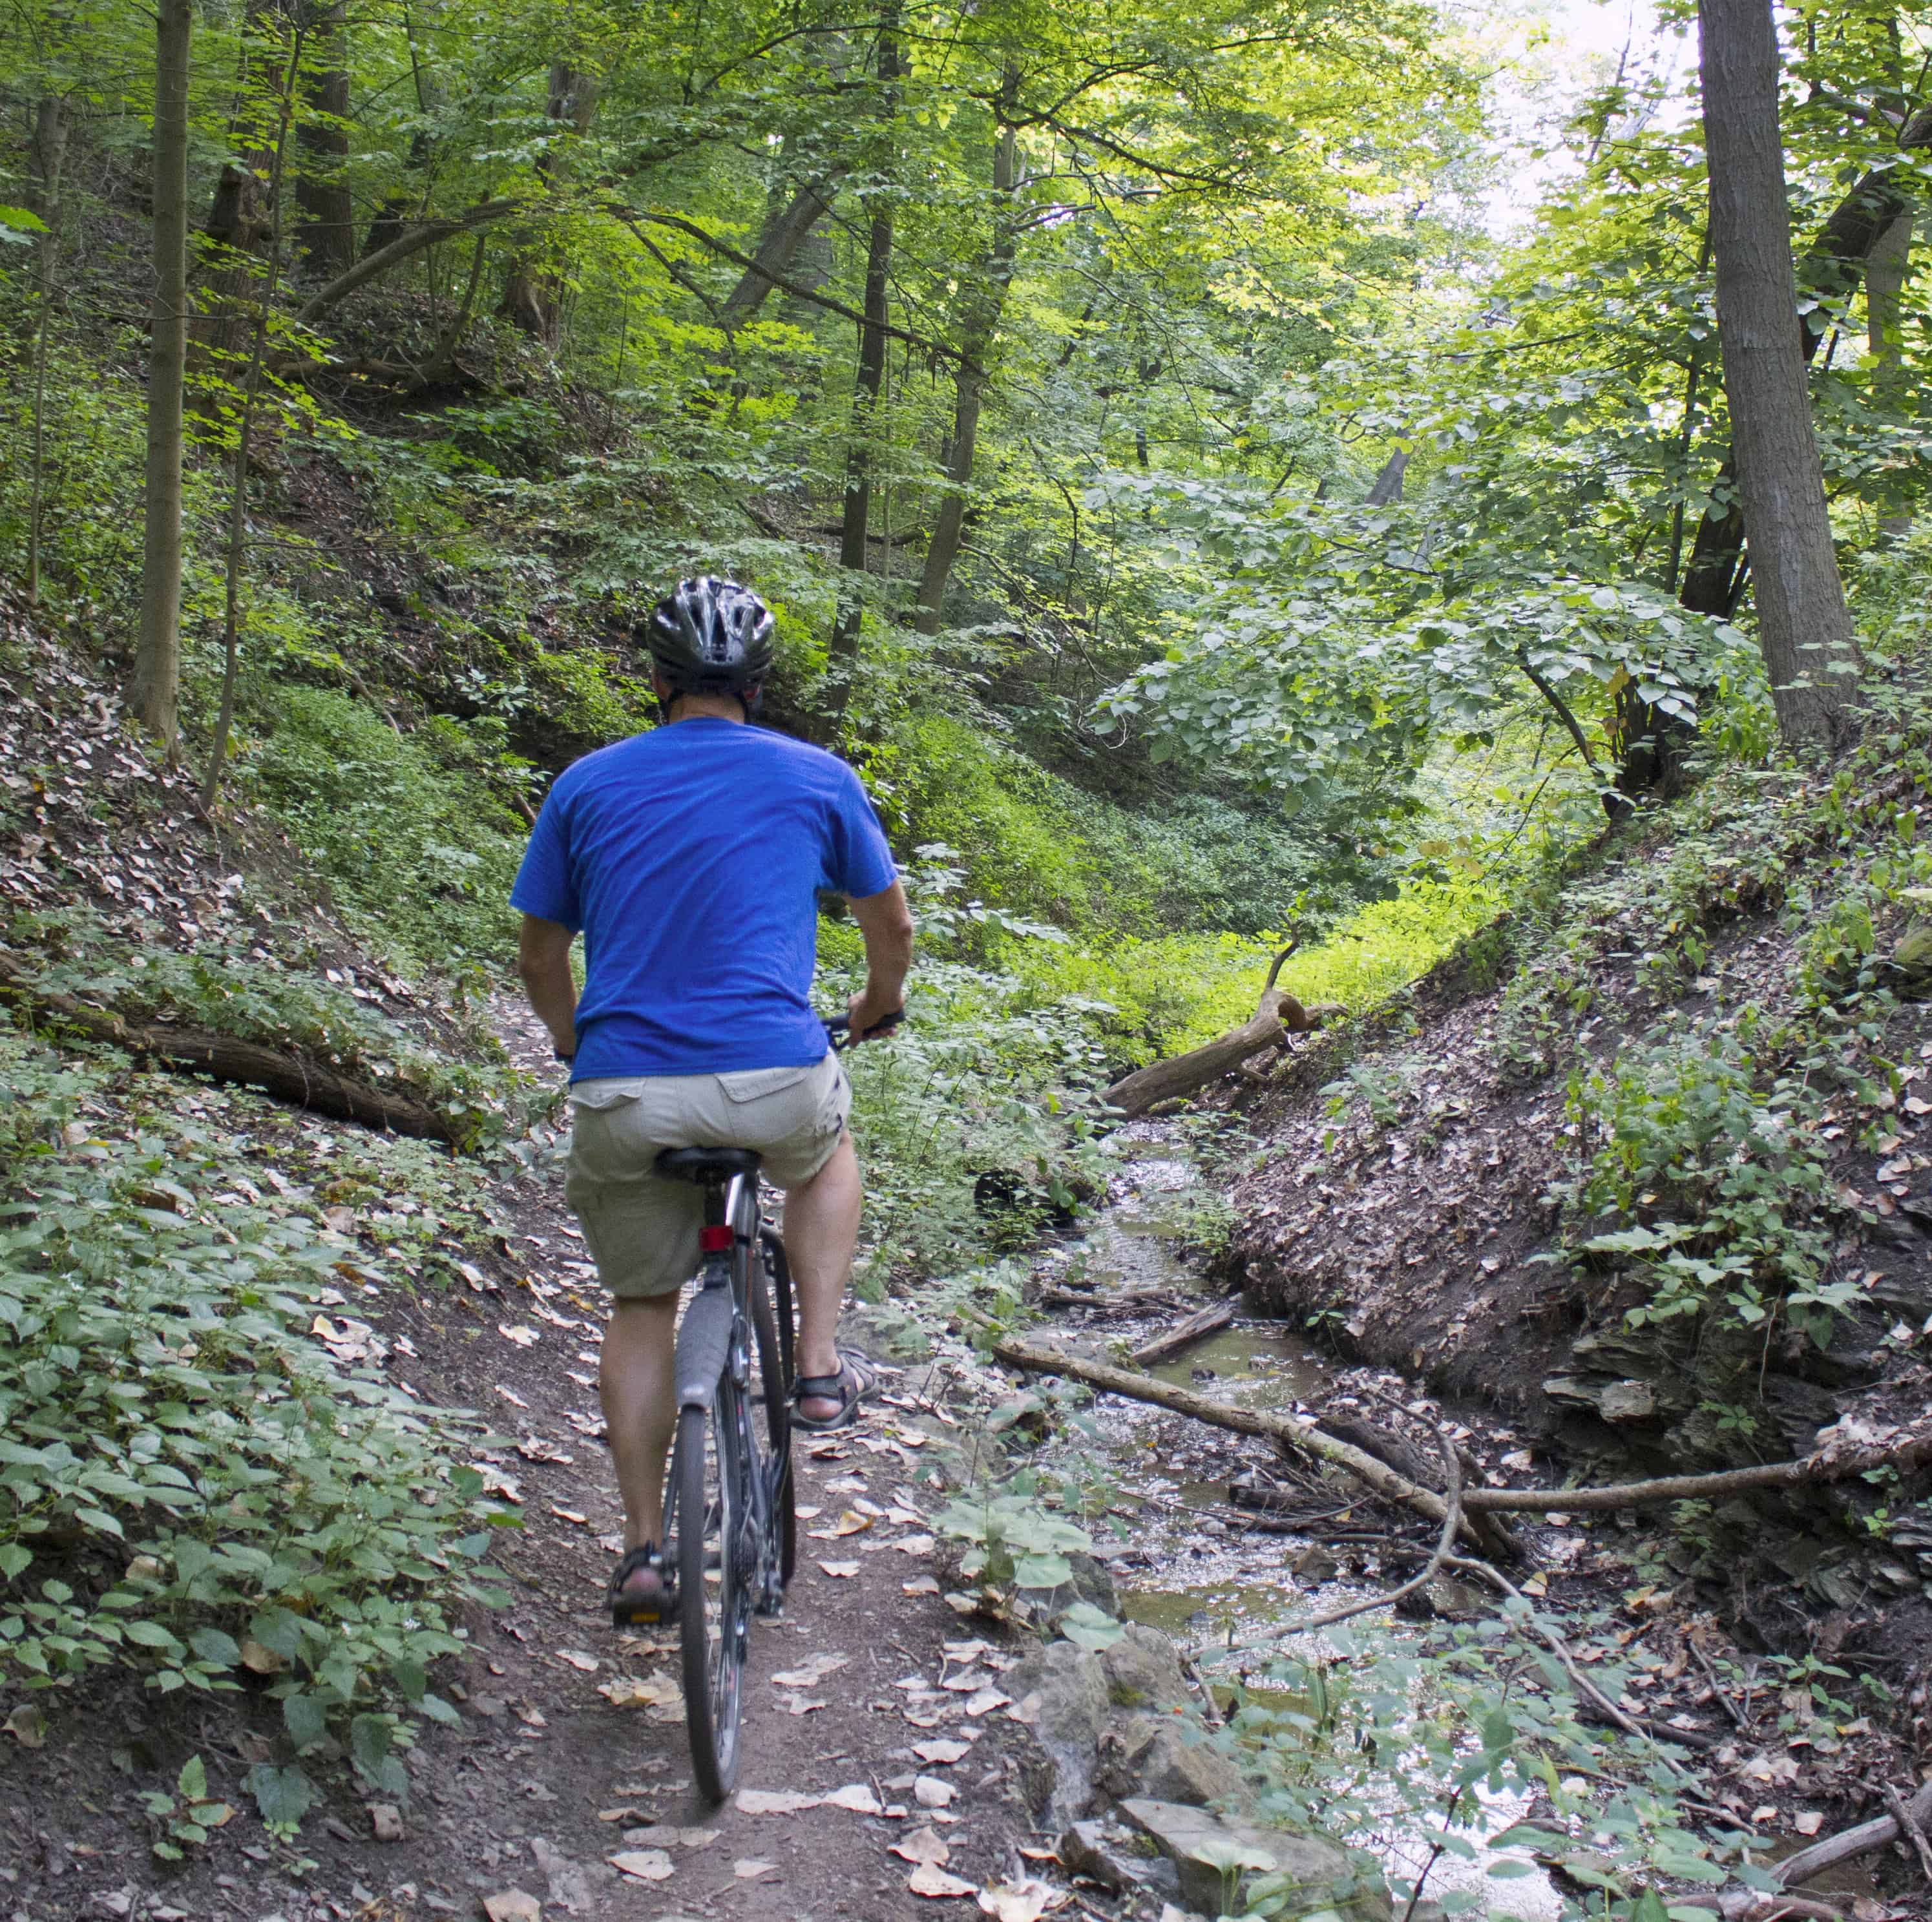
[568,1078,647,1113]
[717,1065,815,1103]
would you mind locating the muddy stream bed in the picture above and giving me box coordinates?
[1024,1123,1566,1920]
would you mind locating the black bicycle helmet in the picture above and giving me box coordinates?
[645,576,775,711]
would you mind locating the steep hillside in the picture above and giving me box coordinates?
[1224,709,1932,1625]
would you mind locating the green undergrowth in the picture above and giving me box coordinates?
[0,1030,523,1832]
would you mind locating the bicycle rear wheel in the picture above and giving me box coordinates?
[677,1394,751,1801]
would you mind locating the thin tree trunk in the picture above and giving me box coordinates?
[824,17,903,727]
[914,70,1020,636]
[719,175,847,332]
[499,61,596,347]
[193,0,294,386]
[1698,0,1860,746]
[131,0,194,749]
[295,0,355,273]
[1867,211,1913,539]
[204,25,304,809]
[1363,446,1408,505]
[25,97,70,609]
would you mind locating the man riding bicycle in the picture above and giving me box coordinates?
[510,576,914,1628]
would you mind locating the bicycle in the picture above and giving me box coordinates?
[650,1008,899,1801]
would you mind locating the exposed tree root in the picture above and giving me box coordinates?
[0,956,463,1144]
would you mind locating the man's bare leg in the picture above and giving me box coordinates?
[601,1292,682,1564]
[784,1133,863,1423]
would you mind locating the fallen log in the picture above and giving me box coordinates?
[1129,1302,1234,1365]
[1101,942,1332,1118]
[0,956,464,1145]
[1315,1406,1520,1562]
[994,1333,1500,1555]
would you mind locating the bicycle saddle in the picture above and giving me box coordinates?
[655,1145,764,1184]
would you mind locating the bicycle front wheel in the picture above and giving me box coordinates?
[677,1395,751,1801]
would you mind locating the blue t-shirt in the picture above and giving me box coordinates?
[510,719,897,1078]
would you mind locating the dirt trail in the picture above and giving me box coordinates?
[0,1011,1045,1922]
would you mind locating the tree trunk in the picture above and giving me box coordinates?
[193,0,294,382]
[25,96,69,609]
[914,70,1020,635]
[1867,211,1914,539]
[1363,445,1408,505]
[720,176,846,332]
[499,61,596,348]
[1698,0,1860,746]
[131,0,193,749]
[295,0,355,273]
[1679,103,1932,618]
[823,17,903,729]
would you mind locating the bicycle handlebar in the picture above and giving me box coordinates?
[824,1007,905,1050]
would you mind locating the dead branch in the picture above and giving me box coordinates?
[1100,939,1332,1118]
[291,198,520,326]
[993,1334,1504,1555]
[1882,1783,1932,1885]
[1461,1437,1932,1512]
[0,956,464,1144]
[1268,1399,1463,1636]
[1312,1406,1518,1561]
[1129,1301,1232,1364]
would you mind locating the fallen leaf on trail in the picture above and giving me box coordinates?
[596,1808,641,1823]
[498,1324,540,1347]
[238,1638,283,1676]
[941,1670,989,1693]
[495,1385,530,1409]
[892,1827,952,1867]
[914,1776,956,1808]
[852,1496,886,1517]
[734,1859,777,1879]
[600,1674,681,1712]
[1794,1811,1824,1835]
[370,1803,404,1842]
[1750,1806,1779,1824]
[556,1650,600,1672]
[914,1740,971,1766]
[1018,1847,1057,1862]
[804,1509,874,1540]
[944,1641,988,1660]
[795,1505,824,1520]
[908,1863,978,1899]
[608,1848,675,1882]
[550,1505,591,1525]
[887,1505,926,1525]
[805,1439,849,1459]
[977,1878,1069,1921]
[903,1574,941,1596]
[771,1653,849,1688]
[518,1436,574,1464]
[777,1693,827,1716]
[943,1593,980,1615]
[892,1533,936,1554]
[4,1705,46,1750]
[904,1711,944,1729]
[678,1827,719,1848]
[736,1788,821,1815]
[561,1410,607,1437]
[821,1782,886,1815]
[481,1894,540,1922]
[567,1370,598,1390]
[963,1689,1011,1717]
[817,1560,861,1578]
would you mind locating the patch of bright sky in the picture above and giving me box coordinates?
[1463,0,1697,234]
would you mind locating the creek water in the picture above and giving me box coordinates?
[1031,1123,1564,1921]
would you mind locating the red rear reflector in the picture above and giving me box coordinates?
[699,1226,733,1253]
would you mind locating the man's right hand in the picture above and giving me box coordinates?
[846,988,903,1042]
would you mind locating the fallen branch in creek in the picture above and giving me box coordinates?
[994,1334,1503,1556]
[1129,1301,1234,1365]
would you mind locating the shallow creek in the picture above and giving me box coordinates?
[1028,1123,1564,1921]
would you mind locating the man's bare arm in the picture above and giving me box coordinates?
[846,879,914,1039]
[518,914,578,1057]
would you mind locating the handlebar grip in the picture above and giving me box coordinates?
[824,1007,905,1049]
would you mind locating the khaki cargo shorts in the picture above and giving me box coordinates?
[564,1054,851,1300]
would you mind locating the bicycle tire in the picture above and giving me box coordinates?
[677,1396,749,1801]
[749,1233,796,1585]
